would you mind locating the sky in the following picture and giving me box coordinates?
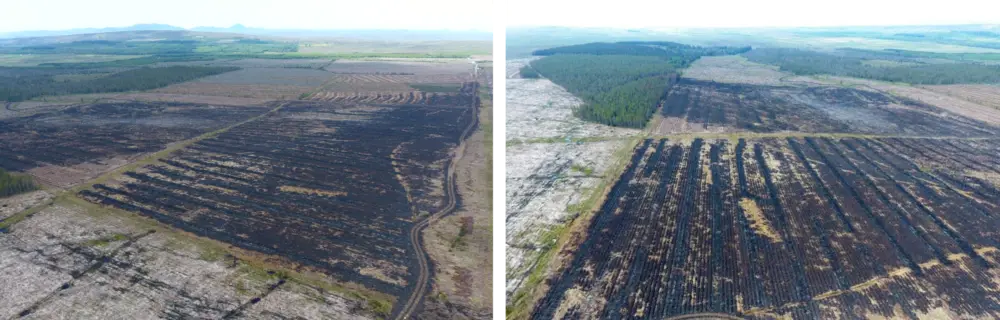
[0,0,491,32]
[507,0,1000,29]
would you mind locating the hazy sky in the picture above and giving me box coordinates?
[0,0,491,32]
[508,0,1000,28]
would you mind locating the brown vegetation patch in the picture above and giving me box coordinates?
[278,185,346,197]
[27,155,139,189]
[740,197,782,243]
[920,84,1000,111]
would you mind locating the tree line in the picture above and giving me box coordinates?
[0,168,37,198]
[743,48,1000,84]
[0,66,239,102]
[533,41,749,62]
[836,48,1000,62]
[528,41,746,127]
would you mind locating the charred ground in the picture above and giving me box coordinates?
[656,79,998,136]
[0,102,269,187]
[534,137,1000,319]
[78,83,479,317]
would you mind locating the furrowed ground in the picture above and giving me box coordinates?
[535,137,1000,319]
[76,84,481,319]
[0,98,396,319]
[511,50,1000,320]
[0,102,270,188]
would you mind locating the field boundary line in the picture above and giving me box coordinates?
[650,132,1000,141]
[507,132,999,147]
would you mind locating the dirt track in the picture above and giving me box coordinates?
[395,85,481,319]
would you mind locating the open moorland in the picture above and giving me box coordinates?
[510,33,1000,320]
[0,29,490,320]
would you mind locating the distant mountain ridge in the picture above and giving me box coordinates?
[0,24,185,38]
[0,24,491,41]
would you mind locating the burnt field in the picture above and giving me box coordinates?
[0,102,269,187]
[658,79,999,136]
[78,86,478,302]
[534,137,1000,319]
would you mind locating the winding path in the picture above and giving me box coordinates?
[395,86,481,320]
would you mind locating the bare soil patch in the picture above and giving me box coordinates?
[0,203,375,319]
[506,78,639,141]
[919,84,1000,111]
[0,190,51,220]
[506,59,533,79]
[682,55,790,86]
[505,140,627,297]
[155,83,316,100]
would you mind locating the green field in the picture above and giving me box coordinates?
[0,53,146,67]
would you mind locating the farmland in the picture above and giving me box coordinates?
[0,53,145,67]
[79,91,478,308]
[533,137,1000,319]
[0,29,490,320]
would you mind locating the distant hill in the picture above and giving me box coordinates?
[0,24,184,39]
[0,24,491,42]
[0,30,233,47]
